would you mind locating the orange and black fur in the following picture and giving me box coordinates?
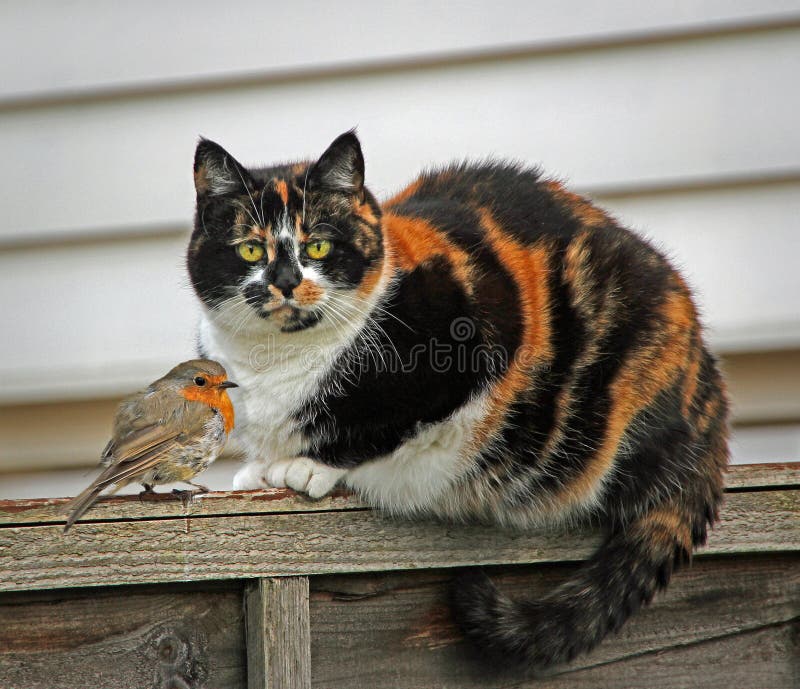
[188,131,729,669]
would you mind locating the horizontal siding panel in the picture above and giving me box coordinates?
[597,180,800,352]
[733,425,800,464]
[0,398,118,473]
[724,350,800,423]
[0,182,797,404]
[0,233,198,403]
[1,28,798,244]
[1,1,798,101]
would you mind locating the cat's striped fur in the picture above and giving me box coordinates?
[188,131,729,669]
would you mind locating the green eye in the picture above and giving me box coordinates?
[306,239,332,260]
[237,242,265,263]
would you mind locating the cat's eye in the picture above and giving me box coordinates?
[305,239,332,260]
[237,242,265,263]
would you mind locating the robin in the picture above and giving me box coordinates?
[64,359,238,532]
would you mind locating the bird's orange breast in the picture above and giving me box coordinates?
[180,378,235,434]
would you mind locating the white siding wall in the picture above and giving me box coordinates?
[2,1,798,100]
[1,1,798,493]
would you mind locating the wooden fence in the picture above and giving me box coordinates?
[0,463,798,688]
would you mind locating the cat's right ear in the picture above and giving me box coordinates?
[194,138,253,198]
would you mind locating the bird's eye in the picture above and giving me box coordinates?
[305,239,332,260]
[237,242,265,263]
[194,376,207,386]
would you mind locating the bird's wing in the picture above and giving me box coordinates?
[104,423,181,464]
[65,401,215,532]
[95,433,185,489]
[101,387,172,462]
[103,395,215,470]
[64,431,184,532]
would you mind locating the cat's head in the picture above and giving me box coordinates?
[188,131,384,337]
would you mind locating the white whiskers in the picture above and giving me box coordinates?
[231,158,264,227]
[301,165,311,224]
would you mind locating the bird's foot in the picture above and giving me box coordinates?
[171,489,196,508]
[138,485,158,502]
[171,484,208,507]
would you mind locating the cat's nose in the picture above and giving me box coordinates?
[270,261,303,298]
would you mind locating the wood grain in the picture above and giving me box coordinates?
[724,462,800,490]
[0,583,246,688]
[0,488,365,527]
[0,489,796,592]
[309,555,800,688]
[246,578,311,689]
[0,463,794,527]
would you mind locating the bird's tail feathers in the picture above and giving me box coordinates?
[63,483,106,533]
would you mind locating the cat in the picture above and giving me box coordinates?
[187,130,729,669]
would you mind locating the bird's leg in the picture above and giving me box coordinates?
[172,482,209,507]
[138,484,158,502]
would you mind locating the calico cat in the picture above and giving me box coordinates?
[188,131,729,669]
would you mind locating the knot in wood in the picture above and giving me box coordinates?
[146,624,208,689]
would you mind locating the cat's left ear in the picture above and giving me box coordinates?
[194,138,253,198]
[307,130,365,199]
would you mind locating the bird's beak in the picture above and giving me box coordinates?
[217,381,239,389]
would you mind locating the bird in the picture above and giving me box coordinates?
[63,359,238,532]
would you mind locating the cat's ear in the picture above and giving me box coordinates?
[194,138,253,198]
[307,130,365,198]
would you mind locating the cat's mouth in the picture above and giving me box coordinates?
[254,298,323,332]
[238,285,324,332]
[262,302,296,315]
[258,300,303,321]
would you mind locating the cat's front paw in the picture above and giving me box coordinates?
[232,462,269,490]
[266,457,346,499]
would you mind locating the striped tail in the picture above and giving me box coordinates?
[451,496,717,669]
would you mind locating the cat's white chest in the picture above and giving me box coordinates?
[198,315,340,463]
[232,358,311,459]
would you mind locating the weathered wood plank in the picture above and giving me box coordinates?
[557,623,800,689]
[0,583,246,688]
[0,507,595,592]
[245,577,311,689]
[309,555,800,688]
[0,490,796,592]
[0,488,366,527]
[1,463,794,527]
[724,461,800,490]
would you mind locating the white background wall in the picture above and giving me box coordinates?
[1,1,798,497]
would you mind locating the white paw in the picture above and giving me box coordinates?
[265,458,292,488]
[232,462,269,490]
[267,457,346,499]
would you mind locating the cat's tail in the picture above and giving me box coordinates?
[451,495,718,669]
